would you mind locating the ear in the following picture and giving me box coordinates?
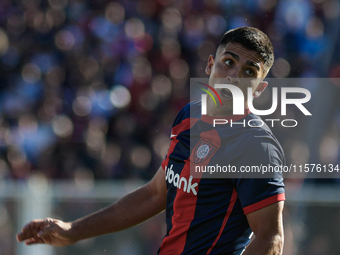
[205,55,215,76]
[253,81,268,98]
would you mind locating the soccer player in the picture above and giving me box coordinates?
[16,27,285,255]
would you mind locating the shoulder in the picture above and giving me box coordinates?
[245,114,284,151]
[172,101,201,127]
[233,115,285,165]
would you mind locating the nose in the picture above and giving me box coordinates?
[227,66,241,84]
[227,75,240,84]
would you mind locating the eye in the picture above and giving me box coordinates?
[225,59,233,66]
[245,69,255,76]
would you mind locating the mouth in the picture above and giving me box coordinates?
[220,89,233,100]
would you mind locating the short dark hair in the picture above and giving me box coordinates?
[218,27,274,74]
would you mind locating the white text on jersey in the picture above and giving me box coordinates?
[165,164,198,195]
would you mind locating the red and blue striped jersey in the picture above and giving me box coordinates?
[158,101,285,255]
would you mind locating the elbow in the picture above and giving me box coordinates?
[266,231,284,255]
[255,231,284,255]
[273,232,284,255]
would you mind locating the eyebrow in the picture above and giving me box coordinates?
[225,51,239,60]
[246,61,260,71]
[224,51,260,71]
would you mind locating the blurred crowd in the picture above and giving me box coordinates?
[0,0,340,182]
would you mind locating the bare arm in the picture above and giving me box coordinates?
[16,167,167,246]
[243,201,284,255]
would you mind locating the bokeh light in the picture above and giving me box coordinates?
[79,57,100,80]
[161,38,181,60]
[48,0,68,10]
[319,136,339,164]
[258,0,277,11]
[134,33,154,52]
[18,114,38,134]
[73,96,93,117]
[131,146,152,168]
[283,3,307,31]
[21,0,41,9]
[306,17,324,39]
[7,146,27,170]
[0,159,9,179]
[46,66,66,87]
[169,59,189,80]
[22,63,41,83]
[55,30,75,51]
[39,95,63,121]
[162,7,182,31]
[271,58,291,78]
[0,29,9,56]
[184,15,204,37]
[323,0,340,19]
[105,2,125,24]
[86,123,106,158]
[110,85,131,109]
[52,115,74,138]
[132,56,152,82]
[206,15,227,36]
[151,75,172,98]
[125,18,145,39]
[101,143,121,169]
[33,11,54,33]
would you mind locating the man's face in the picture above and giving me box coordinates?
[205,42,268,117]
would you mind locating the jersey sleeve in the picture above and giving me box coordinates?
[230,132,286,215]
[161,103,191,171]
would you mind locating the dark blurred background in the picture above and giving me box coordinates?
[1,0,340,254]
[1,0,340,182]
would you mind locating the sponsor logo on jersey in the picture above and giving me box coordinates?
[165,164,198,195]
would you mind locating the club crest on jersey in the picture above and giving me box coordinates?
[194,139,216,163]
